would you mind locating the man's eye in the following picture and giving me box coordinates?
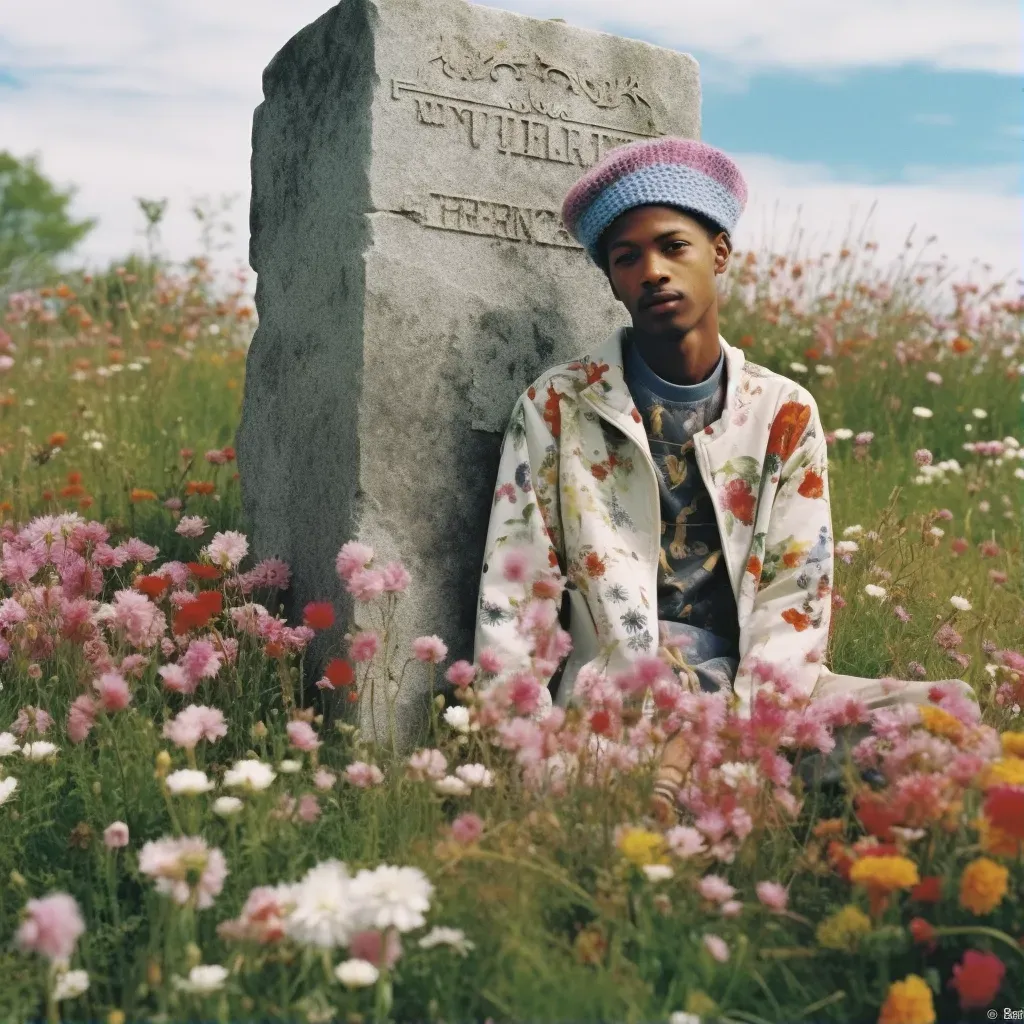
[667,241,686,251]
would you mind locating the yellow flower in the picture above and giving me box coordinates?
[1000,731,1024,757]
[878,974,935,1024]
[918,705,964,742]
[959,857,1008,915]
[849,855,920,892]
[815,905,872,951]
[985,757,1024,788]
[617,827,669,867]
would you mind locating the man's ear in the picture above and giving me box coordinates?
[713,233,731,276]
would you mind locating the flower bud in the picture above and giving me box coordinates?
[155,750,172,778]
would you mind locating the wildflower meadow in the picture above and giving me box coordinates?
[0,221,1022,1024]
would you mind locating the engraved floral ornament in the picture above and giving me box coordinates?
[429,36,662,133]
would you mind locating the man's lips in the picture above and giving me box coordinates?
[641,291,684,311]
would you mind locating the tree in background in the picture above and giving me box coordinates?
[0,150,96,285]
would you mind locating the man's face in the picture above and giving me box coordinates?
[604,205,730,337]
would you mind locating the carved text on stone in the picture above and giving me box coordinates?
[398,191,582,249]
[392,80,655,167]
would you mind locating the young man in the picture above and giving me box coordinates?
[473,139,972,811]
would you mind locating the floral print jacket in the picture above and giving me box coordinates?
[473,327,835,716]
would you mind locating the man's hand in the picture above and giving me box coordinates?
[649,732,694,828]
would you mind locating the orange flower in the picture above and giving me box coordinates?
[781,607,811,631]
[918,705,965,743]
[543,384,563,438]
[959,857,1008,915]
[951,336,973,354]
[48,432,68,448]
[584,552,606,578]
[130,488,158,503]
[66,471,83,485]
[745,555,762,580]
[797,468,824,499]
[185,480,216,496]
[878,975,934,1024]
[59,484,86,499]
[766,402,811,463]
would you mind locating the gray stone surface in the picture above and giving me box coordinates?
[237,0,701,748]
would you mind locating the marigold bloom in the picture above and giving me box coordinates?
[959,857,1008,915]
[1000,731,1024,757]
[815,905,871,951]
[617,827,669,867]
[949,950,1005,1010]
[985,757,1024,788]
[917,705,964,742]
[878,974,935,1024]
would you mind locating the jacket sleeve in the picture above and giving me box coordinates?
[732,402,833,715]
[473,388,567,691]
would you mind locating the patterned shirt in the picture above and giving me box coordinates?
[622,330,740,692]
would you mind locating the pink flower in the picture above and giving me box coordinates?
[450,812,484,844]
[181,639,223,684]
[175,516,208,538]
[67,695,98,743]
[477,648,503,674]
[162,705,227,749]
[509,674,542,715]
[158,663,195,694]
[346,568,386,602]
[15,892,85,963]
[697,875,736,904]
[138,835,227,909]
[104,821,129,849]
[111,589,166,648]
[119,654,149,678]
[935,622,963,650]
[11,706,53,737]
[893,605,911,623]
[345,761,385,787]
[756,881,788,911]
[297,793,320,823]
[380,561,411,593]
[203,530,248,570]
[94,671,132,712]
[914,449,933,466]
[665,826,707,858]
[412,635,447,664]
[502,549,531,583]
[335,541,374,582]
[406,748,447,781]
[349,929,403,969]
[702,934,730,963]
[445,660,477,689]
[349,631,380,663]
[908,661,927,679]
[286,720,321,752]
[313,768,337,790]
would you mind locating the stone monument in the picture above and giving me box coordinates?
[237,0,701,746]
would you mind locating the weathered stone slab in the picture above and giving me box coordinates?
[237,0,701,747]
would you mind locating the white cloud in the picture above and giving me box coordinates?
[1,0,1020,301]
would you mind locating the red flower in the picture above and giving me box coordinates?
[172,590,223,635]
[134,574,170,599]
[781,607,811,631]
[909,917,937,950]
[745,555,762,580]
[265,641,285,659]
[187,561,222,581]
[949,950,1005,1010]
[911,876,943,903]
[797,468,823,499]
[589,709,613,736]
[543,385,563,438]
[855,792,900,841]
[590,463,608,480]
[766,402,811,463]
[984,785,1024,839]
[325,658,355,687]
[721,478,755,525]
[303,601,335,631]
[584,552,606,578]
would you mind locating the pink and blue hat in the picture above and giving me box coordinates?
[561,138,748,266]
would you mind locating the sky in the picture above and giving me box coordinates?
[1,0,1021,300]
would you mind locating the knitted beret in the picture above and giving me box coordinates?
[561,138,748,266]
